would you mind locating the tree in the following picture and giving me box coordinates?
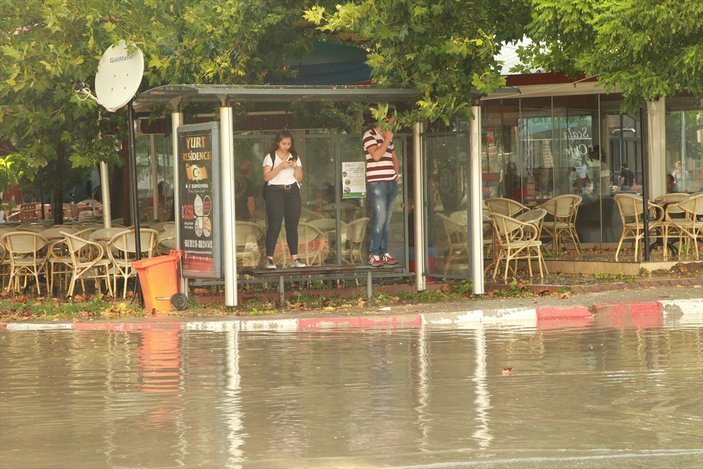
[304,0,531,124]
[0,0,315,222]
[518,0,703,111]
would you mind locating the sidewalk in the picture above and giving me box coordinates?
[2,282,701,332]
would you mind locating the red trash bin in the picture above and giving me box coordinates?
[132,250,182,312]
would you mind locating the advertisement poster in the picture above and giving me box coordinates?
[177,123,221,278]
[341,161,366,199]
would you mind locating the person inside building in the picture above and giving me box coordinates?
[618,162,635,192]
[671,160,688,192]
[666,173,676,194]
[235,161,257,221]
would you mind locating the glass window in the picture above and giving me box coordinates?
[666,96,703,193]
[516,97,553,205]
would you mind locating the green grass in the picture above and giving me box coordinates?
[592,272,638,282]
[0,296,143,320]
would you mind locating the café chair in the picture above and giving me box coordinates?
[614,194,664,261]
[307,217,338,234]
[60,231,113,297]
[41,225,76,241]
[89,227,131,252]
[669,193,703,260]
[235,221,264,268]
[654,193,690,260]
[484,197,529,217]
[1,231,49,295]
[340,217,369,264]
[436,213,468,274]
[150,221,175,233]
[107,228,159,298]
[540,194,582,256]
[155,226,177,256]
[295,222,327,266]
[490,209,547,283]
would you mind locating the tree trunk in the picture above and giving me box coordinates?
[53,143,66,225]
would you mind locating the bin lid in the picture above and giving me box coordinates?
[132,254,178,270]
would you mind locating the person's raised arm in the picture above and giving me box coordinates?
[367,129,394,161]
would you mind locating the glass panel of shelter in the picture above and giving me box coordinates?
[135,133,175,223]
[225,130,410,268]
[423,129,470,277]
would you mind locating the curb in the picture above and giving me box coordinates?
[1,299,700,332]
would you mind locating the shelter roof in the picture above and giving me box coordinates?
[133,84,417,112]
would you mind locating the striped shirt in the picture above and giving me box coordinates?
[362,128,397,182]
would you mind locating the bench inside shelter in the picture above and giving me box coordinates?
[239,264,406,307]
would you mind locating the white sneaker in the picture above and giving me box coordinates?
[289,259,306,268]
[265,258,276,269]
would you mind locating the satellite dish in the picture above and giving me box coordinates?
[95,40,144,112]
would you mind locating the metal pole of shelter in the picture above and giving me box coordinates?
[127,100,143,304]
[413,122,426,292]
[469,104,485,294]
[640,106,651,261]
[100,161,112,228]
[220,104,237,307]
[149,135,159,221]
[171,111,187,295]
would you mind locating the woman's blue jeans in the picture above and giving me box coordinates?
[367,180,399,257]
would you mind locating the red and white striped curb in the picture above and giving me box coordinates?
[1,299,700,332]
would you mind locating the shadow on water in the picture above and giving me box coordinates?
[1,319,702,468]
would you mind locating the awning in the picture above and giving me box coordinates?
[133,84,418,113]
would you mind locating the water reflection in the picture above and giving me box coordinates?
[1,320,702,468]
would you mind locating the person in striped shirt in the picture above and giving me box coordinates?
[362,115,400,267]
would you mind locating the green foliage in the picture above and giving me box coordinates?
[0,0,316,206]
[521,0,703,111]
[448,280,474,295]
[492,278,534,298]
[304,0,530,124]
[373,293,396,305]
[0,154,21,195]
[411,290,448,303]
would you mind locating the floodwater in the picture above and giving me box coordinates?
[1,320,702,469]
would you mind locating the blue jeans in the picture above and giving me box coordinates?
[367,180,399,257]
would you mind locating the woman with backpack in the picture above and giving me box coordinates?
[262,130,305,269]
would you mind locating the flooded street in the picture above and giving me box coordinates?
[1,319,702,468]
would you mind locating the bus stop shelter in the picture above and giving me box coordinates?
[133,84,486,306]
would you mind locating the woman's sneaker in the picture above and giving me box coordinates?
[381,253,398,265]
[289,259,306,268]
[265,258,276,269]
[368,254,383,267]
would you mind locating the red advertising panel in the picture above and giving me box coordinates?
[177,123,221,278]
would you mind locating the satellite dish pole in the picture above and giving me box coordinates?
[76,39,145,304]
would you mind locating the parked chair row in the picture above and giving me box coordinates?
[0,227,159,298]
[614,192,703,261]
[485,196,583,256]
